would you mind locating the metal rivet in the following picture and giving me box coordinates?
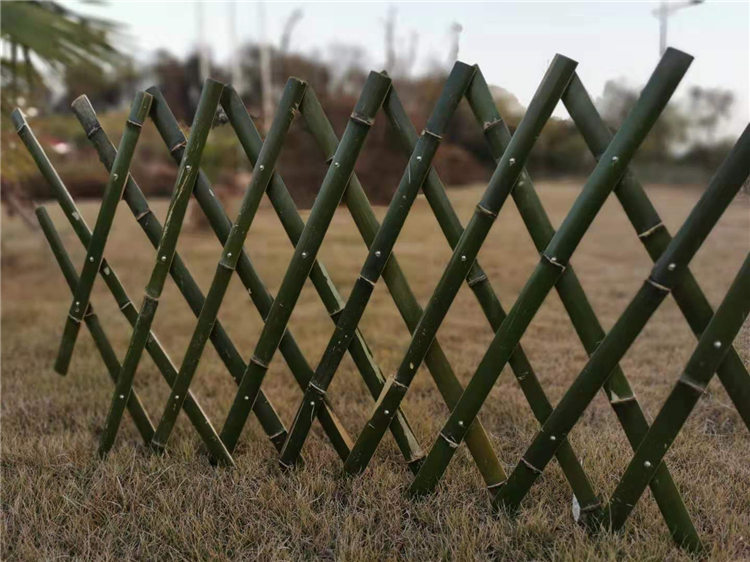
[644,460,652,468]
[384,409,390,415]
[458,420,464,427]
[334,162,340,167]
[89,256,95,262]
[119,394,125,399]
[302,251,308,258]
[461,255,467,262]
[244,395,249,400]
[416,156,422,161]
[161,256,167,262]
[612,156,619,163]
[668,263,676,271]
[409,362,414,369]
[186,165,192,171]
[309,401,315,406]
[174,395,179,399]
[227,252,232,258]
[375,250,382,257]
[509,157,516,166]
[714,340,722,349]
[550,435,556,441]
[113,173,119,180]
[75,301,80,306]
[259,164,265,171]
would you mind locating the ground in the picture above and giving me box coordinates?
[2,181,748,560]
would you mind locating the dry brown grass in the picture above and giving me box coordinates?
[2,181,749,560]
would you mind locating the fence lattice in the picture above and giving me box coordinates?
[14,46,750,553]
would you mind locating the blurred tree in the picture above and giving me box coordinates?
[687,86,734,145]
[1,0,123,227]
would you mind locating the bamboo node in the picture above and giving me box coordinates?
[67,313,82,324]
[483,118,504,132]
[637,222,664,239]
[250,355,269,369]
[350,112,374,127]
[646,278,671,293]
[476,203,497,218]
[677,375,706,395]
[359,274,376,287]
[135,208,152,222]
[467,272,488,288]
[486,480,507,491]
[521,457,543,474]
[85,124,102,138]
[439,432,460,449]
[309,382,327,396]
[422,128,443,141]
[169,140,187,154]
[126,119,144,129]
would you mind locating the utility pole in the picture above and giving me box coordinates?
[258,0,273,133]
[652,0,703,56]
[196,1,210,81]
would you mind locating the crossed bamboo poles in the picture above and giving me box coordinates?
[16,47,749,552]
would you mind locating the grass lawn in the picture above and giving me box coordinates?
[2,181,749,560]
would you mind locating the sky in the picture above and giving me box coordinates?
[69,1,749,137]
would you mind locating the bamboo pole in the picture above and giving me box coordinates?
[607,253,750,531]
[410,49,692,514]
[493,125,750,550]
[279,62,477,468]
[564,75,750,431]
[12,110,227,458]
[54,92,153,375]
[147,88,353,459]
[98,80,231,463]
[220,71,393,454]
[150,79,307,453]
[382,80,601,514]
[344,53,579,476]
[217,87,424,469]
[442,69,695,536]
[69,96,296,456]
[35,206,155,444]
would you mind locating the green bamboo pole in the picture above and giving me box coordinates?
[493,124,750,551]
[147,88,353,460]
[410,49,692,511]
[12,110,227,458]
[449,69,695,536]
[382,81,601,514]
[564,74,750,431]
[35,206,155,444]
[54,92,153,375]
[150,79,306,453]
[69,96,295,456]
[220,71,392,454]
[344,54,579,476]
[99,79,231,463]
[217,87,423,469]
[607,253,750,531]
[279,62,478,468]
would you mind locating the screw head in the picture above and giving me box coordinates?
[384,409,390,415]
[509,157,516,166]
[461,255,467,262]
[644,460,652,468]
[458,420,464,427]
[550,435,556,441]
[375,250,382,257]
[244,395,249,400]
[302,251,308,258]
[89,256,95,262]
[259,164,265,171]
[161,256,167,262]
[714,340,722,349]
[612,156,619,163]
[416,156,422,161]
[668,263,676,271]
[334,162,340,167]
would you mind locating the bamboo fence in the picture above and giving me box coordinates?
[14,46,749,552]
